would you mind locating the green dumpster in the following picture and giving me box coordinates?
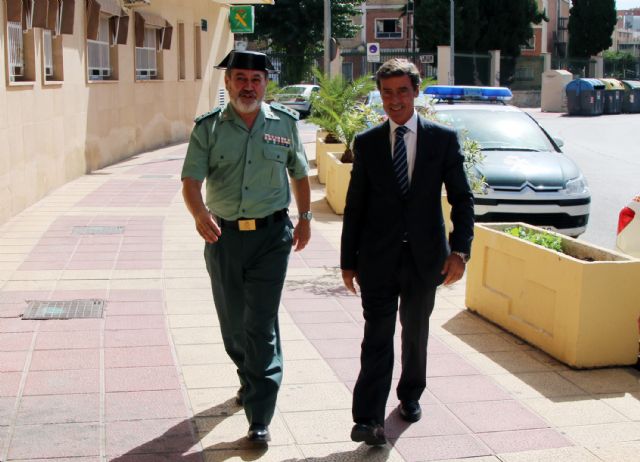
[600,78,624,114]
[621,80,640,113]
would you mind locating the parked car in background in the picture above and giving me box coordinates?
[274,84,319,117]
[426,85,591,237]
[616,194,640,258]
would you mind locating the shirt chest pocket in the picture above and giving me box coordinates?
[263,146,287,188]
[209,146,241,183]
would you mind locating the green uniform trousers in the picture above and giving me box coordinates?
[204,217,293,425]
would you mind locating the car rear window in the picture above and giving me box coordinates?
[281,86,306,95]
[435,109,555,152]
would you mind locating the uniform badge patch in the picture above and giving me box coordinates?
[264,133,291,148]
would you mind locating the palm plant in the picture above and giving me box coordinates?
[307,70,375,145]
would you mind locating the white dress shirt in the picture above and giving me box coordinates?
[389,111,418,183]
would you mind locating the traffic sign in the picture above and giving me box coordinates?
[367,42,380,63]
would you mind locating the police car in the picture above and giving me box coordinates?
[426,85,591,237]
[616,194,640,258]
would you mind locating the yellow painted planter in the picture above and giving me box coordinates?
[325,153,353,215]
[466,223,640,368]
[315,137,346,184]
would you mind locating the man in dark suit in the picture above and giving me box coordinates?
[341,59,474,446]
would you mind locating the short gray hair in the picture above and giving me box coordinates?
[375,59,421,91]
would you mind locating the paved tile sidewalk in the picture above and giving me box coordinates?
[0,135,639,461]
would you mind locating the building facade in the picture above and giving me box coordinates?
[0,0,269,224]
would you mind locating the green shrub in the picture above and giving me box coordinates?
[504,226,564,253]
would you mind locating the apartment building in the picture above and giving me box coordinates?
[0,0,271,224]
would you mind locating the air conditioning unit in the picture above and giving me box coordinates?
[10,65,24,77]
[122,0,151,7]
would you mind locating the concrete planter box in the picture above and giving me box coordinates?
[466,222,640,368]
[315,137,346,185]
[325,152,353,215]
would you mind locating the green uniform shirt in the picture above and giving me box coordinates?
[181,102,309,220]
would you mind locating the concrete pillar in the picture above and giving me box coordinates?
[437,46,451,85]
[489,49,501,86]
[589,55,604,78]
[542,52,552,72]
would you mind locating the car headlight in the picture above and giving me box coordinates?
[565,175,589,195]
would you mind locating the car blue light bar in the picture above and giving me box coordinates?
[425,85,513,101]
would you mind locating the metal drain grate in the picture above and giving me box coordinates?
[22,299,105,320]
[72,226,125,235]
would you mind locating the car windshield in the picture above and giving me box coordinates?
[434,109,556,152]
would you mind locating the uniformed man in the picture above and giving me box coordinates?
[181,50,312,445]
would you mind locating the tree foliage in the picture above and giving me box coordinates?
[253,0,364,83]
[414,0,547,57]
[568,0,617,58]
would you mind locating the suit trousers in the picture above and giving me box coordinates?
[204,218,293,425]
[353,243,437,425]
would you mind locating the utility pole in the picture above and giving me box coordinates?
[324,0,331,77]
[449,0,455,84]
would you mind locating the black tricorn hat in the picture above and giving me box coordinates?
[215,50,277,73]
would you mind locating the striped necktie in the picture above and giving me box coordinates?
[393,125,409,196]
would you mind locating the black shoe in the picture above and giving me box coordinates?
[399,400,422,422]
[235,386,244,406]
[350,422,387,446]
[247,423,270,444]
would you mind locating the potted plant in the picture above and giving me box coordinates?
[465,222,640,368]
[321,103,382,214]
[308,71,374,184]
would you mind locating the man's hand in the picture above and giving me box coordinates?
[194,210,221,243]
[292,220,310,251]
[441,254,466,286]
[342,269,359,295]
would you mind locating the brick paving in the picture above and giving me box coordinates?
[0,131,638,461]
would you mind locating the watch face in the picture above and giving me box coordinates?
[301,211,313,220]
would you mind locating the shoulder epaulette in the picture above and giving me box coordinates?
[270,102,300,121]
[194,107,222,123]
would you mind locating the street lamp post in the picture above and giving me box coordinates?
[449,0,455,84]
[324,0,331,77]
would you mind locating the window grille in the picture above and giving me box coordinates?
[136,27,158,79]
[218,88,226,106]
[8,21,24,81]
[88,16,111,80]
[43,30,53,77]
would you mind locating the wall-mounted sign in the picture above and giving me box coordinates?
[229,6,254,34]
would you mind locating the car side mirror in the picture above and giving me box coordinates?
[553,137,564,148]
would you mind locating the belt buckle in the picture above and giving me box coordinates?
[238,219,256,231]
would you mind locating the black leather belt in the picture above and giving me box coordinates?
[218,209,287,231]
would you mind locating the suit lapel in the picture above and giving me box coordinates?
[374,121,404,197]
[410,117,434,195]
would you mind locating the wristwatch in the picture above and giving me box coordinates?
[300,211,313,221]
[451,251,469,264]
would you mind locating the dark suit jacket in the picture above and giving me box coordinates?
[340,116,475,287]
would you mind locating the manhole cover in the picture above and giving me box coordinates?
[72,226,125,235]
[23,299,105,320]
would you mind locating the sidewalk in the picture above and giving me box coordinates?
[0,136,639,462]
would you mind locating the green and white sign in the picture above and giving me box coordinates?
[229,6,254,34]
